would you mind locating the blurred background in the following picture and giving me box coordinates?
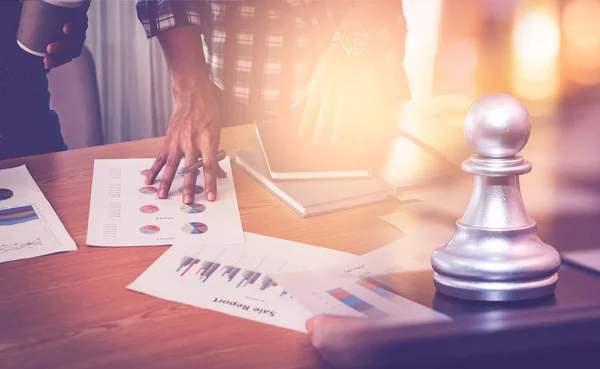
[60,0,600,148]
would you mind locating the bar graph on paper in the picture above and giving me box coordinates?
[176,253,291,298]
[358,278,406,303]
[327,287,387,318]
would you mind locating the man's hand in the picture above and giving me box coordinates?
[144,89,226,203]
[144,26,226,204]
[295,8,407,144]
[306,314,379,367]
[44,2,90,69]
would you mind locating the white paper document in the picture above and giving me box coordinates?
[271,228,453,325]
[127,232,358,332]
[86,157,244,246]
[0,165,76,263]
[272,270,450,325]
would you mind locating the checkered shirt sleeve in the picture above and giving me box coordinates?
[136,0,206,39]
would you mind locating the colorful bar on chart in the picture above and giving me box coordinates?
[0,205,39,226]
[327,288,387,318]
[197,261,220,282]
[221,265,241,281]
[260,276,278,291]
[177,257,200,276]
[237,269,262,288]
[358,278,404,300]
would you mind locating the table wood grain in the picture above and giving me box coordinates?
[0,124,409,369]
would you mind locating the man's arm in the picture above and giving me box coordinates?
[136,0,225,203]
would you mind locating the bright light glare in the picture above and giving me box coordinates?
[513,13,560,64]
[563,0,600,75]
[511,4,560,101]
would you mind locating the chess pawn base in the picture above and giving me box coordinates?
[432,222,560,301]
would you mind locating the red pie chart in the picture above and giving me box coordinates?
[139,186,159,195]
[140,225,160,234]
[139,205,160,214]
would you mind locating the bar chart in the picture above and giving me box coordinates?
[358,277,405,302]
[175,254,290,298]
[327,287,387,318]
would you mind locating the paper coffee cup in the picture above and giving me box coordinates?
[17,0,84,57]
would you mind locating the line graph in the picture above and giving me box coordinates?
[0,238,42,253]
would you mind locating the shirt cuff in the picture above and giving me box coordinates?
[136,0,205,39]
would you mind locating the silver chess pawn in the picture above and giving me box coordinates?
[431,93,561,301]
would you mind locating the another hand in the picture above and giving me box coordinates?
[44,5,89,69]
[295,32,406,144]
[144,88,226,203]
[306,314,377,368]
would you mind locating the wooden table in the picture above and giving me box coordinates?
[4,94,600,368]
[0,124,409,369]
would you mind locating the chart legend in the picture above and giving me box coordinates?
[327,288,387,318]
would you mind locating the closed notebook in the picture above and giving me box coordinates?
[234,148,396,217]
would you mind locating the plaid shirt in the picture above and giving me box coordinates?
[136,0,404,122]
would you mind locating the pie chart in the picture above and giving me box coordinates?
[178,185,204,195]
[140,225,160,234]
[139,186,159,194]
[180,203,206,214]
[0,188,13,201]
[139,205,160,214]
[181,222,208,234]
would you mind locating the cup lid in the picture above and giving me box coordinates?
[42,0,84,8]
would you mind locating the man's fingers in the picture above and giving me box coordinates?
[63,21,88,36]
[44,53,74,69]
[182,155,200,204]
[298,91,321,141]
[145,149,168,185]
[199,142,218,202]
[313,88,336,144]
[331,95,345,143]
[47,41,81,56]
[158,152,182,199]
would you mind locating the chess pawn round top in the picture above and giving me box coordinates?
[463,93,531,158]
